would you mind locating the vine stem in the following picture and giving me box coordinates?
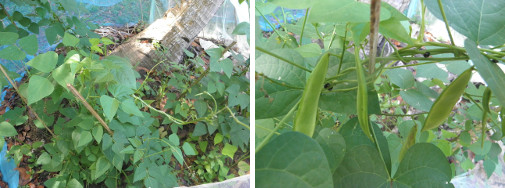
[0,65,55,137]
[255,100,300,153]
[298,8,310,46]
[67,84,114,135]
[437,0,456,47]
[256,46,311,72]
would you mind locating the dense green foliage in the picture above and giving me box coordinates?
[0,0,250,187]
[256,0,505,187]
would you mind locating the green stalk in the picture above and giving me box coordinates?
[255,101,300,153]
[437,0,456,47]
[299,8,310,46]
[337,23,349,74]
[256,46,312,72]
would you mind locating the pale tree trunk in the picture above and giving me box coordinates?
[111,0,225,70]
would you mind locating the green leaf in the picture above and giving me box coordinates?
[0,122,17,137]
[0,32,18,45]
[67,179,83,188]
[222,143,237,159]
[483,160,496,178]
[168,133,180,146]
[319,90,381,114]
[295,43,322,57]
[468,140,492,155]
[78,130,93,147]
[27,75,54,105]
[256,49,306,88]
[173,147,184,165]
[400,89,433,112]
[182,142,196,156]
[379,3,412,44]
[26,51,58,73]
[133,150,144,163]
[416,64,449,83]
[134,162,148,183]
[105,56,136,90]
[315,128,346,172]
[192,122,207,137]
[94,157,111,180]
[120,145,135,154]
[52,54,78,88]
[255,81,302,119]
[210,59,234,78]
[422,68,472,131]
[18,35,38,55]
[36,152,51,165]
[62,32,79,47]
[426,0,505,45]
[309,0,390,24]
[256,131,333,188]
[393,143,453,187]
[120,98,144,117]
[214,133,223,145]
[465,39,505,107]
[92,126,103,143]
[386,69,415,89]
[461,158,474,171]
[100,95,119,122]
[268,0,312,9]
[0,45,25,60]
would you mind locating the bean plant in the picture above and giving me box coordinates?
[255,0,505,187]
[0,0,250,187]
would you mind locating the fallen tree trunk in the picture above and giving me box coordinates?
[111,0,225,70]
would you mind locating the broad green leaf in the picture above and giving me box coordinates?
[222,143,237,159]
[465,39,505,106]
[315,128,346,172]
[36,152,51,165]
[0,32,18,45]
[255,1,278,15]
[52,54,78,88]
[295,43,322,57]
[256,49,306,88]
[319,90,381,114]
[100,95,120,121]
[422,68,472,131]
[210,59,234,78]
[483,160,496,178]
[399,124,417,162]
[134,162,148,182]
[400,89,433,112]
[62,32,79,47]
[94,157,111,180]
[309,0,390,24]
[78,130,93,147]
[133,150,143,163]
[182,142,196,156]
[333,145,389,187]
[385,69,415,89]
[27,75,54,105]
[173,148,184,165]
[426,0,505,45]
[256,131,333,188]
[416,64,449,83]
[92,126,103,143]
[0,122,17,137]
[379,3,412,44]
[27,51,58,73]
[67,179,83,188]
[393,143,453,187]
[105,56,136,90]
[120,145,135,154]
[255,80,302,119]
[214,133,223,145]
[0,45,25,60]
[468,140,491,155]
[461,158,474,171]
[168,133,180,146]
[268,0,312,9]
[120,99,144,117]
[45,23,64,44]
[18,35,38,55]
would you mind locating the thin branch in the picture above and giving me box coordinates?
[0,65,55,137]
[66,84,114,135]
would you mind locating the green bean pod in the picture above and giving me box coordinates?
[422,68,473,132]
[293,52,330,137]
[355,47,373,141]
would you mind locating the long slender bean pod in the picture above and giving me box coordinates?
[355,47,373,141]
[422,68,473,132]
[293,52,330,137]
